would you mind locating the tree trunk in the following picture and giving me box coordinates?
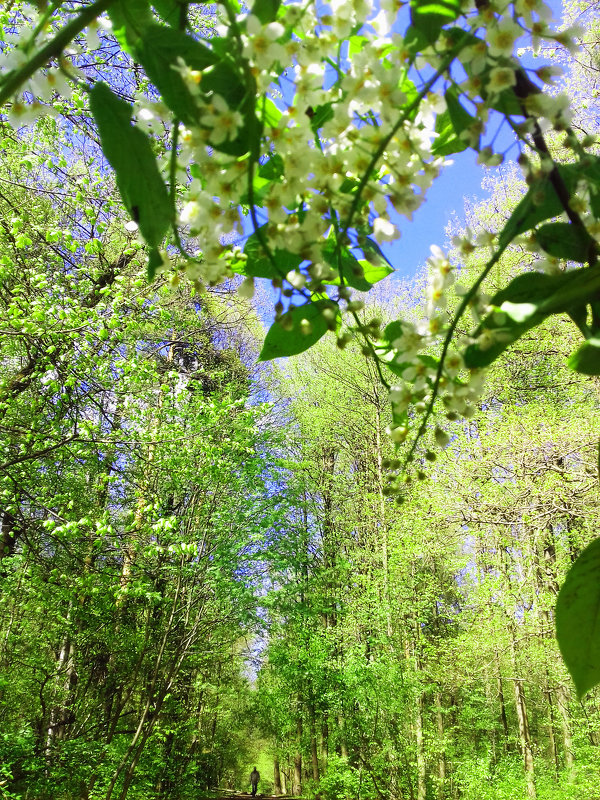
[415,691,427,800]
[337,714,348,759]
[273,755,283,796]
[293,717,303,796]
[322,714,329,764]
[309,701,320,781]
[543,677,559,778]
[513,674,536,799]
[556,684,574,769]
[434,691,446,799]
[0,509,17,562]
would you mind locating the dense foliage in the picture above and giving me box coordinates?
[1,0,600,798]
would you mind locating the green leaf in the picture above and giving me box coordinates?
[126,23,256,156]
[488,87,523,117]
[536,222,596,263]
[89,82,171,250]
[131,23,215,126]
[147,247,164,281]
[361,236,394,270]
[410,0,461,44]
[464,266,600,368]
[259,153,284,181]
[432,109,468,157]
[309,103,334,133]
[240,226,300,279]
[348,35,369,57]
[108,0,153,51]
[499,178,564,249]
[499,161,598,250]
[556,538,600,698]
[568,337,600,375]
[321,236,393,291]
[433,89,474,159]
[152,0,185,26]
[251,0,281,23]
[446,88,475,135]
[383,321,404,344]
[259,301,334,360]
[402,24,430,60]
[260,97,283,128]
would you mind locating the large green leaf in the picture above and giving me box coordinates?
[107,9,256,156]
[238,225,301,279]
[89,82,171,257]
[500,161,598,250]
[568,337,600,375]
[464,266,600,368]
[536,222,596,263]
[251,0,281,23]
[131,23,215,126]
[321,236,394,291]
[410,0,461,44]
[556,538,600,698]
[152,0,185,26]
[108,0,154,53]
[259,301,334,360]
[499,178,563,249]
[432,89,474,156]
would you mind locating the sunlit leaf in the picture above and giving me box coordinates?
[556,538,600,698]
[238,225,301,279]
[251,0,281,23]
[410,0,461,44]
[536,222,596,263]
[89,82,171,254]
[152,0,184,26]
[568,337,600,375]
[464,266,600,368]
[259,301,335,360]
[132,23,215,126]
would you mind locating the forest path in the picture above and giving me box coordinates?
[212,792,301,800]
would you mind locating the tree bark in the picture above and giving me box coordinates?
[415,692,427,800]
[293,717,303,796]
[309,701,320,781]
[273,755,283,796]
[556,684,574,769]
[434,691,446,799]
[509,627,536,799]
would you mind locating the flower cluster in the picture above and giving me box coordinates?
[1,0,597,470]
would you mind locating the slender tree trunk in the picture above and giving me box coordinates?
[543,676,559,778]
[415,692,427,800]
[309,701,320,781]
[273,755,283,796]
[337,714,348,759]
[496,663,510,748]
[0,509,17,562]
[322,714,329,764]
[509,627,536,799]
[513,675,536,799]
[556,684,574,769]
[293,717,303,795]
[434,691,446,799]
[374,412,392,639]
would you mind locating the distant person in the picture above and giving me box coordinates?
[250,767,260,797]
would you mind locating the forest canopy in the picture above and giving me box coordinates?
[1,0,600,799]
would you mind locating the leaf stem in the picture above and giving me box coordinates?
[402,241,510,471]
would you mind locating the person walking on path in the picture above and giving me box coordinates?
[250,767,260,797]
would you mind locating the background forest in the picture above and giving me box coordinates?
[1,1,600,800]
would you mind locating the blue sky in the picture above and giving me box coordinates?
[383,0,565,280]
